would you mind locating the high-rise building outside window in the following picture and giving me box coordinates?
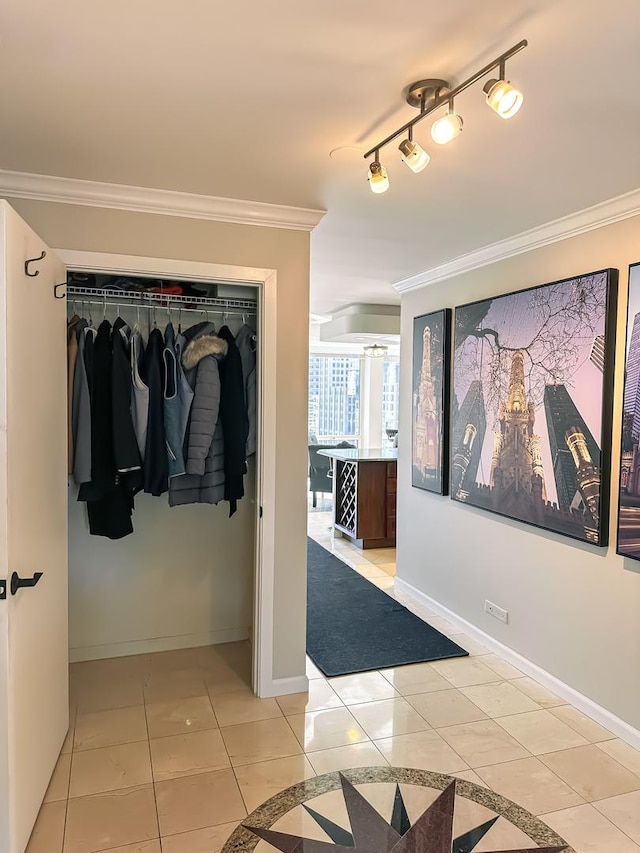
[308,355,361,442]
[382,358,400,438]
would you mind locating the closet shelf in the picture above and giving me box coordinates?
[66,286,257,311]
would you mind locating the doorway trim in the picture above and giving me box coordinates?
[57,249,278,698]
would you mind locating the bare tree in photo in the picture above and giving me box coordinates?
[455,273,607,422]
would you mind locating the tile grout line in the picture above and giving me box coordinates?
[141,676,163,849]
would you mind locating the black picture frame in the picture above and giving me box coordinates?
[617,262,640,561]
[450,268,618,546]
[411,308,451,495]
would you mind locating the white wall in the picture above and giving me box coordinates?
[10,199,310,683]
[68,468,255,661]
[398,214,640,732]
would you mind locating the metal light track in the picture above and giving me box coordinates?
[363,39,528,160]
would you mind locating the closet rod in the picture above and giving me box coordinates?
[65,285,257,310]
[67,299,255,318]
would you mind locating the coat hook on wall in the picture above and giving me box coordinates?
[25,250,46,277]
[54,282,67,299]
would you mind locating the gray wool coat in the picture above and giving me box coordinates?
[168,325,228,507]
[72,323,94,485]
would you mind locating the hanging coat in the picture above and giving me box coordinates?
[141,327,168,496]
[78,320,134,539]
[67,315,82,473]
[217,325,249,516]
[130,328,149,460]
[112,317,143,490]
[163,322,194,478]
[168,323,227,507]
[235,324,257,458]
[73,324,95,485]
[71,321,91,484]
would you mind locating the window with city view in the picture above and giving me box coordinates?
[308,356,361,443]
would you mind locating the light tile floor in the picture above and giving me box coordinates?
[26,513,640,852]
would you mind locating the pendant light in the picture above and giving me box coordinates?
[363,343,388,358]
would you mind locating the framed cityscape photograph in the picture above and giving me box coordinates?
[617,263,640,560]
[412,309,451,495]
[451,269,618,545]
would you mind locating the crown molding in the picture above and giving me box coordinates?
[0,169,325,231]
[393,186,640,293]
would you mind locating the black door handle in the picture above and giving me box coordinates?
[10,572,43,596]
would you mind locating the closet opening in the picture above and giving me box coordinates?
[66,269,261,702]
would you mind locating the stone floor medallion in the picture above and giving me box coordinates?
[221,767,574,853]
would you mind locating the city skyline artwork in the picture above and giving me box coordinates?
[451,269,617,545]
[412,309,451,494]
[617,262,640,560]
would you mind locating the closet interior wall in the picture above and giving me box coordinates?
[66,274,258,662]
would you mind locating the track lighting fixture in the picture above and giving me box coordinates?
[431,101,463,145]
[363,39,527,193]
[368,157,389,193]
[399,127,430,173]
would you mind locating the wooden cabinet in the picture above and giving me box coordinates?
[333,458,396,549]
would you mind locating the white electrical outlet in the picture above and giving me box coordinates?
[485,600,508,624]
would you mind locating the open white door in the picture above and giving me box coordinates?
[0,201,68,853]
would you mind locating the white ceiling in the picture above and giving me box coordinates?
[2,0,640,314]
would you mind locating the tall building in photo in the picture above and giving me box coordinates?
[565,425,600,523]
[451,380,486,496]
[589,334,606,373]
[623,313,640,423]
[489,350,547,501]
[544,384,600,510]
[413,325,439,478]
[463,357,596,542]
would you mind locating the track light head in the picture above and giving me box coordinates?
[399,138,430,173]
[483,78,523,118]
[368,159,389,193]
[431,105,463,145]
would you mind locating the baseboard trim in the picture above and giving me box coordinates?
[258,674,309,698]
[395,578,640,750]
[69,627,250,662]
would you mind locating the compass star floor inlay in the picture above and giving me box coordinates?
[222,767,573,853]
